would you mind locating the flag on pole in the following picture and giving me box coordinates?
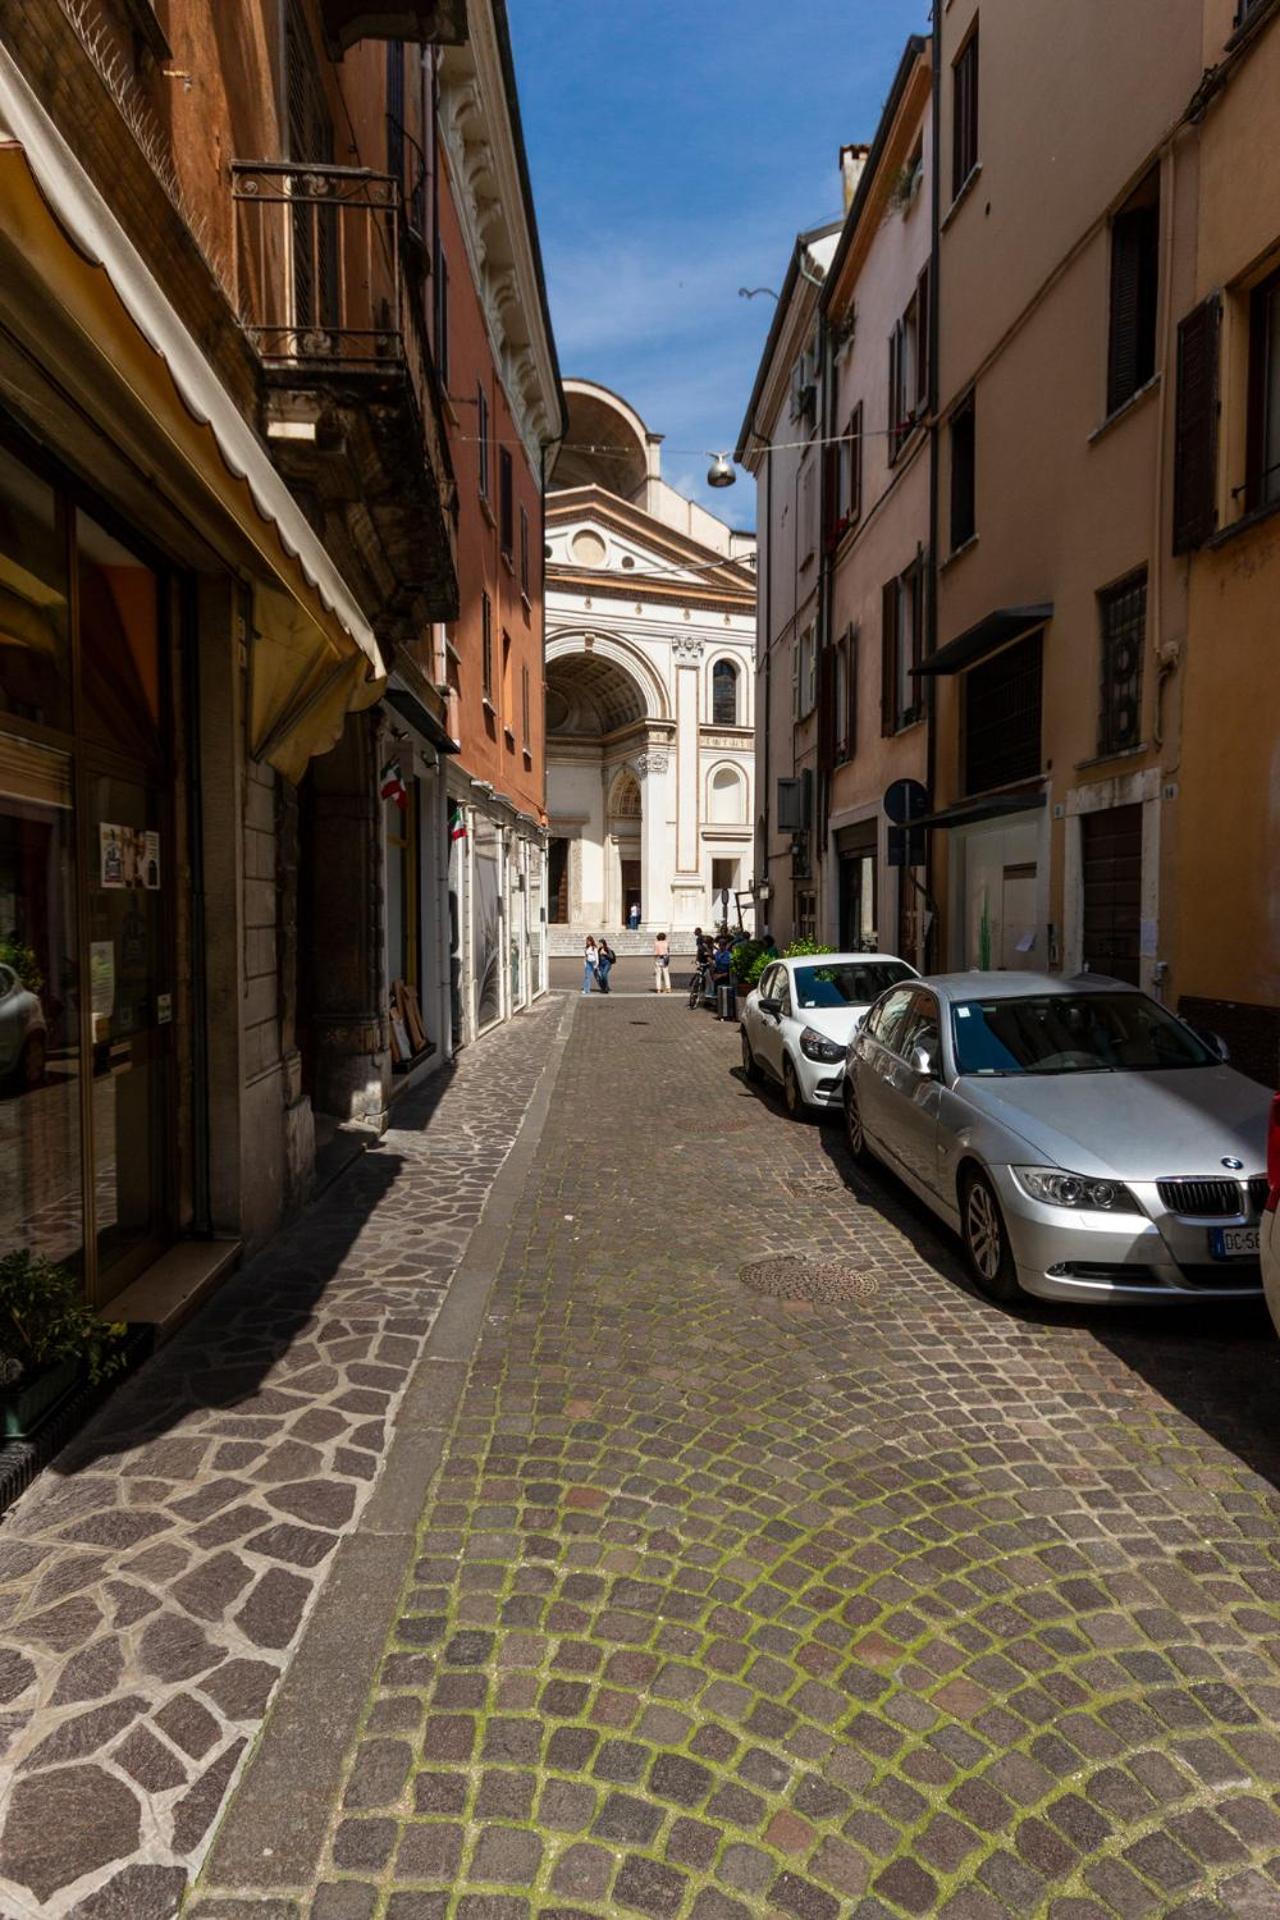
[449,803,468,842]
[380,759,409,810]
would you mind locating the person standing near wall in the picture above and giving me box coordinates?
[653,931,670,993]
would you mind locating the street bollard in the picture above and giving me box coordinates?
[717,983,736,1023]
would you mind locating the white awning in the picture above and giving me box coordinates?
[0,43,386,700]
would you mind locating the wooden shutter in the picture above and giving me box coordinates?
[822,439,840,550]
[500,447,514,556]
[817,641,836,774]
[888,328,901,459]
[953,31,978,195]
[881,580,898,735]
[848,628,859,757]
[1173,293,1221,553]
[1108,200,1158,416]
[851,404,863,521]
[916,264,931,412]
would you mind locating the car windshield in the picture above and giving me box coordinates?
[793,961,914,1011]
[951,991,1217,1075]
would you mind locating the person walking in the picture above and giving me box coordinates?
[596,936,614,994]
[627,900,640,932]
[653,930,671,993]
[582,935,598,996]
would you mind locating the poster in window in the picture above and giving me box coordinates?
[100,823,126,889]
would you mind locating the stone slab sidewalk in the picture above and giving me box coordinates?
[190,995,1280,1920]
[0,994,569,1919]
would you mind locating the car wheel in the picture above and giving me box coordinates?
[18,1032,45,1090]
[843,1079,869,1161]
[782,1055,804,1119]
[961,1168,1020,1302]
[741,1028,761,1083]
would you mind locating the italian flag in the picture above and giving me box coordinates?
[380,760,408,810]
[449,803,467,842]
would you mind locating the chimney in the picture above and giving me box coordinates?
[840,143,871,212]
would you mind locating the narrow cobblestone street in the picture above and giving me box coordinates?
[6,991,1280,1918]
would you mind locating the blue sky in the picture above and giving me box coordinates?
[507,1,929,530]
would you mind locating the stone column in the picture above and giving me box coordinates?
[671,637,705,937]
[636,748,671,932]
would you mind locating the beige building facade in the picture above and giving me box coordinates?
[822,38,932,967]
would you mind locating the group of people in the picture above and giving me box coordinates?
[581,934,618,993]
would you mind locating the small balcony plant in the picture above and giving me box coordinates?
[0,1250,126,1437]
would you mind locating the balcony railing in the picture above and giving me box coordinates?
[232,161,408,371]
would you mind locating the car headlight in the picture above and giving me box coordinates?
[1013,1166,1141,1212]
[799,1026,845,1064]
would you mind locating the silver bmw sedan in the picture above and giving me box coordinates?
[841,972,1272,1305]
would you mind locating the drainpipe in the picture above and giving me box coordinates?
[758,437,772,924]
[925,19,942,973]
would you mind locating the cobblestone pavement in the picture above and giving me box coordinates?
[190,994,1280,1920]
[0,995,566,1920]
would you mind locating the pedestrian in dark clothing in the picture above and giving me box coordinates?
[596,937,615,993]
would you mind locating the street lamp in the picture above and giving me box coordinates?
[706,452,736,489]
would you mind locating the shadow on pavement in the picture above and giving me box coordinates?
[54,1146,405,1475]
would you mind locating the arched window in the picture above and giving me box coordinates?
[712,659,739,726]
[609,769,641,818]
[709,765,746,824]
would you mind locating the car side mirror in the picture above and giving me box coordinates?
[759,996,780,1019]
[1199,1028,1230,1064]
[909,1043,936,1078]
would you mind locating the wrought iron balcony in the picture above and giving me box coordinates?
[232,161,409,370]
[231,158,458,635]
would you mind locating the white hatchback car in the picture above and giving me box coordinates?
[740,952,918,1116]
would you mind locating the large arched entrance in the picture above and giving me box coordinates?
[545,640,669,932]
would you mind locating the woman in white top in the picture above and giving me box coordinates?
[582,935,598,996]
[653,931,670,993]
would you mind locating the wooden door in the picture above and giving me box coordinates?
[1082,804,1142,985]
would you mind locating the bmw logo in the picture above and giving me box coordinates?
[1221,1156,1244,1171]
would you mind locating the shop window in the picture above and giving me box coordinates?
[77,513,162,763]
[0,444,70,731]
[0,734,82,1277]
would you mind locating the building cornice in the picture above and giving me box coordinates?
[438,1,564,471]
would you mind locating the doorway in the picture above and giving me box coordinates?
[548,837,569,923]
[620,858,641,929]
[1082,804,1142,985]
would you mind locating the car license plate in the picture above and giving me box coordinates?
[1210,1226,1260,1259]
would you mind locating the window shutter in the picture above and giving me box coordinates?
[822,440,840,549]
[888,328,901,458]
[848,628,859,757]
[817,641,836,773]
[1173,293,1221,553]
[881,580,898,735]
[916,264,931,412]
[791,639,801,720]
[851,404,863,521]
[1108,200,1158,417]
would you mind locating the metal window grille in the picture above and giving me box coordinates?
[964,630,1043,795]
[1097,570,1146,755]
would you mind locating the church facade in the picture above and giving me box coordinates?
[545,382,757,942]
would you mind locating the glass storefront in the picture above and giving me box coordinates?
[0,426,179,1304]
[472,817,502,1032]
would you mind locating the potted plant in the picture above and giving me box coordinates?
[0,1250,126,1438]
[729,939,768,997]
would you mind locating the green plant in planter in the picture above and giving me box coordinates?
[0,1250,126,1388]
[729,939,768,984]
[782,937,835,959]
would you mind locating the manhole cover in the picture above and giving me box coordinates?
[737,1256,879,1302]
